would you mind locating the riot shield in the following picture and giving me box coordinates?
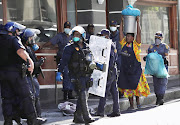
[88,35,111,97]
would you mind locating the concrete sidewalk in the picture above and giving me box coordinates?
[0,87,179,125]
[0,76,179,124]
[39,88,180,125]
[39,75,180,124]
[41,87,180,117]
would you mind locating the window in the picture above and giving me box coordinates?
[67,0,76,27]
[135,5,169,44]
[6,0,57,42]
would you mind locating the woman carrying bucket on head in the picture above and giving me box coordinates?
[118,5,150,110]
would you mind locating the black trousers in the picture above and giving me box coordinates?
[0,71,35,118]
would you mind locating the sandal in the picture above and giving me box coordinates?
[137,104,142,109]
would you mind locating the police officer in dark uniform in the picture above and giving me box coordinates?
[43,21,72,64]
[147,31,169,105]
[0,22,37,125]
[109,20,121,70]
[86,24,95,44]
[109,20,122,98]
[42,21,75,100]
[20,28,47,123]
[95,29,120,117]
[56,26,96,124]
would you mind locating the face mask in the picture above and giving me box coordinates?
[155,38,161,45]
[64,28,71,35]
[73,37,80,42]
[110,26,117,32]
[32,44,39,51]
[101,36,106,38]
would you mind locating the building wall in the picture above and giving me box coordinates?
[108,0,123,25]
[1,0,179,85]
[0,0,3,24]
[77,0,107,33]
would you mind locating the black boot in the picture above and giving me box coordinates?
[156,94,164,105]
[158,95,164,105]
[4,117,13,125]
[73,110,84,123]
[107,112,120,117]
[68,90,76,99]
[26,114,38,125]
[63,90,69,101]
[73,94,84,123]
[13,116,22,125]
[80,91,95,124]
[155,95,159,105]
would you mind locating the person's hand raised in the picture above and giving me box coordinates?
[136,16,140,22]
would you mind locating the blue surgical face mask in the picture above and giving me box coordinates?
[73,37,80,42]
[64,28,71,35]
[32,44,39,51]
[110,26,117,32]
[155,38,161,45]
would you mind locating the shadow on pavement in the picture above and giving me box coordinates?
[121,104,157,114]
[136,105,157,111]
[68,118,99,125]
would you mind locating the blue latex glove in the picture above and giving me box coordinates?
[96,63,104,71]
[32,44,39,51]
[56,72,63,81]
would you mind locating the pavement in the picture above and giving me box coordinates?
[39,75,180,125]
[0,75,180,124]
[87,98,180,125]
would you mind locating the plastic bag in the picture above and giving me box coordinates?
[144,52,169,78]
[58,101,76,116]
[122,5,141,16]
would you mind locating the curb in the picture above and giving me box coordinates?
[90,87,180,114]
[41,87,180,117]
[39,75,180,105]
